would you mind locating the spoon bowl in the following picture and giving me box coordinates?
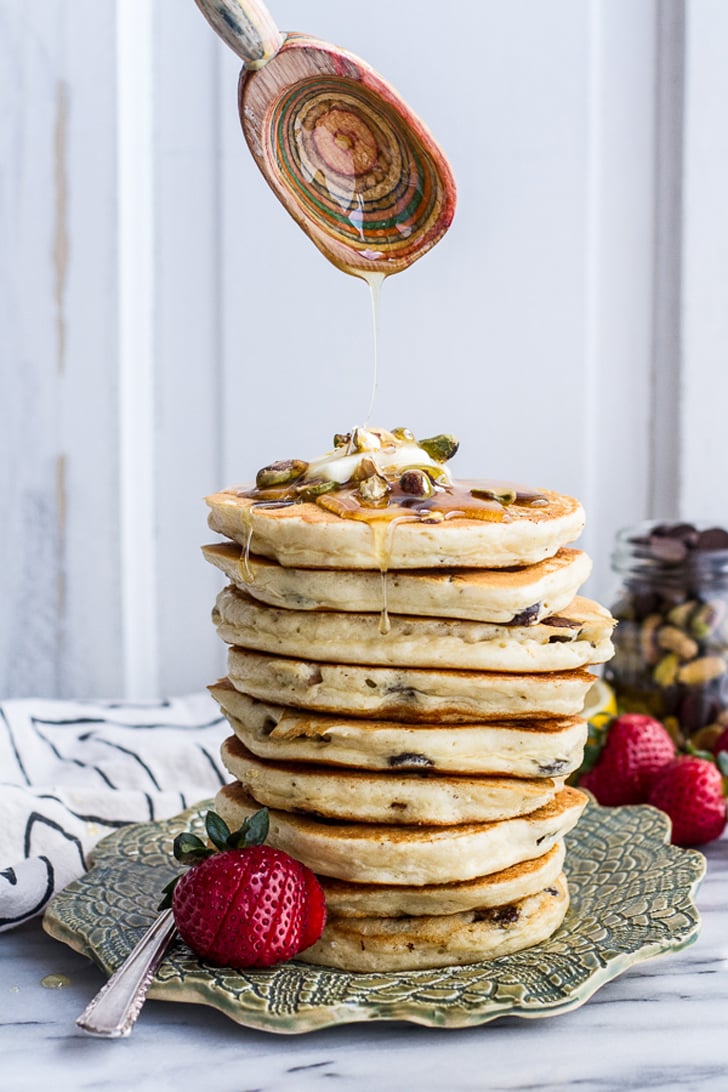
[195,2,456,277]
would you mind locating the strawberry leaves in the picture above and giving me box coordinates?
[158,807,270,909]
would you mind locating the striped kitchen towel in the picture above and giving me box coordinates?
[0,693,229,931]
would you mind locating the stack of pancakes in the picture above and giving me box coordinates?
[203,435,612,971]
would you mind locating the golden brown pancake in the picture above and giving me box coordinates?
[226,647,596,721]
[210,679,588,777]
[319,842,566,917]
[202,541,592,624]
[215,782,588,884]
[213,585,614,672]
[219,734,563,824]
[299,873,570,971]
[206,483,585,570]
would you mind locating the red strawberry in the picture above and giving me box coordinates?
[647,755,727,846]
[162,808,326,968]
[579,713,675,805]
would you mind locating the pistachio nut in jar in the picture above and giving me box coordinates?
[605,521,728,749]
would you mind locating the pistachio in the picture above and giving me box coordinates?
[418,433,460,463]
[657,624,699,660]
[400,468,434,497]
[677,655,727,686]
[411,463,450,487]
[653,652,680,687]
[350,456,379,483]
[295,479,338,501]
[357,473,390,506]
[471,485,517,506]
[255,459,308,490]
[689,600,726,639]
[333,432,351,449]
[392,427,416,443]
[352,427,381,453]
[666,600,696,629]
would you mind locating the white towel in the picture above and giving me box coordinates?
[0,693,229,931]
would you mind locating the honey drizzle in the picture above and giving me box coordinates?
[379,570,390,635]
[241,500,296,583]
[361,272,386,426]
[241,521,255,583]
[371,513,419,635]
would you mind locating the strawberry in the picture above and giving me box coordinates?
[579,713,675,805]
[160,808,326,968]
[647,755,727,846]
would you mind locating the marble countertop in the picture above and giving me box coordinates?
[2,835,727,1092]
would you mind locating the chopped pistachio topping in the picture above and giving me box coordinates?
[471,485,517,505]
[256,459,308,489]
[358,472,390,506]
[295,479,338,501]
[418,434,460,463]
[253,427,460,507]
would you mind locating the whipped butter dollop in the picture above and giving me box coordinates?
[304,428,454,487]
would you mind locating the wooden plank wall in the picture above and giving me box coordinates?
[2,0,723,700]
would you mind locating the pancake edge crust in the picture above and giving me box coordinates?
[206,489,585,570]
[298,872,570,971]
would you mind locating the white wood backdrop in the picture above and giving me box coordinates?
[1,0,725,700]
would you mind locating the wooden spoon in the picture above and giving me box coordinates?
[194,0,456,277]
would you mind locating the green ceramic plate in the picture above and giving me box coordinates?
[43,799,705,1034]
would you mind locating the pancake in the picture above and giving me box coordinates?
[220,735,563,824]
[320,841,566,917]
[206,484,585,570]
[213,585,614,672]
[299,873,570,971]
[210,681,588,776]
[215,782,587,884]
[226,647,596,721]
[202,541,593,625]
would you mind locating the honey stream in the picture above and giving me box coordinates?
[240,274,547,632]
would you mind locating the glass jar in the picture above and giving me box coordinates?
[606,520,728,748]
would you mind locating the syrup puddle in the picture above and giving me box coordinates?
[41,974,71,989]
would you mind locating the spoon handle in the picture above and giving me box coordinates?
[75,909,177,1038]
[194,0,284,69]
